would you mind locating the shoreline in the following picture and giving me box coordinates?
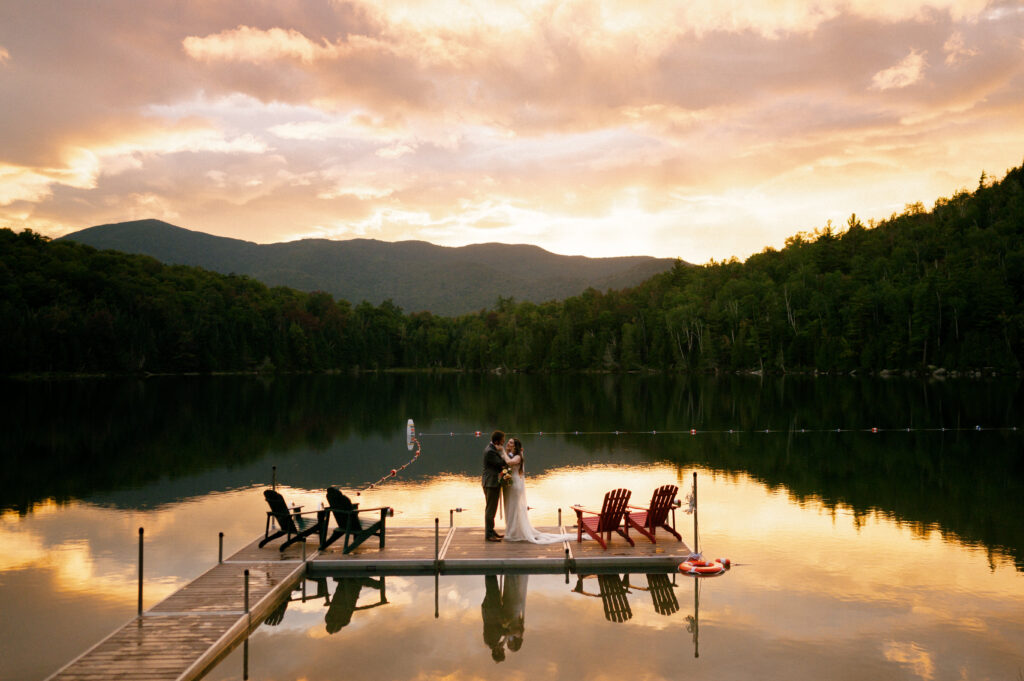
[4,366,1021,381]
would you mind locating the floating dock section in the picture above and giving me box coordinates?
[47,524,691,680]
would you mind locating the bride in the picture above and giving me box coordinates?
[501,438,575,544]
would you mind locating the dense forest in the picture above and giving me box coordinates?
[2,164,1023,375]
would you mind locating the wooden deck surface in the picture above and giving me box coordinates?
[310,524,690,573]
[46,542,306,681]
[48,524,690,680]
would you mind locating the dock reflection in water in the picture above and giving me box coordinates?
[221,568,704,680]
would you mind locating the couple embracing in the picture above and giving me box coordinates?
[482,430,574,544]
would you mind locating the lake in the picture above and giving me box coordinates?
[1,374,1022,680]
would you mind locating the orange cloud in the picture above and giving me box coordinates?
[2,1,1023,261]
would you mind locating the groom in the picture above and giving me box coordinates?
[482,430,505,542]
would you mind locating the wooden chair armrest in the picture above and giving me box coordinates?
[266,509,321,518]
[354,506,393,515]
[572,505,599,516]
[324,506,393,516]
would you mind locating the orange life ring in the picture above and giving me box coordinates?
[679,558,727,576]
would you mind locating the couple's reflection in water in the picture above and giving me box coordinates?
[481,574,527,663]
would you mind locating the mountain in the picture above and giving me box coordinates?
[59,220,678,316]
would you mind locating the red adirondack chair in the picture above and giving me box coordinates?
[573,488,633,549]
[626,484,682,544]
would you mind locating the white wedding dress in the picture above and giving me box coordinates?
[502,460,575,544]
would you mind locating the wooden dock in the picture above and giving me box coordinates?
[47,524,691,681]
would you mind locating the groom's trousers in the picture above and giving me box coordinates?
[483,485,501,536]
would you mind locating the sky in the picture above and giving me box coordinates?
[1,1,1023,263]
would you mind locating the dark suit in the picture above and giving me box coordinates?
[482,442,505,537]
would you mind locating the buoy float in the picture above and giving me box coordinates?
[679,558,730,576]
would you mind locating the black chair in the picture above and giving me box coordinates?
[259,489,325,552]
[320,486,392,553]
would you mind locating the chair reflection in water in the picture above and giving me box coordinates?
[624,573,680,616]
[574,572,680,622]
[262,577,331,627]
[572,574,632,623]
[325,576,388,634]
[261,576,387,633]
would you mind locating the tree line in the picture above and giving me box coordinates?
[2,164,1023,375]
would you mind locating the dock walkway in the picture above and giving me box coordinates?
[47,524,690,681]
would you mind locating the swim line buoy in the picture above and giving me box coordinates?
[679,558,730,576]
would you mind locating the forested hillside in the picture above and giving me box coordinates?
[60,221,674,316]
[2,164,1022,375]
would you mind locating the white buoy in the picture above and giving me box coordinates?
[407,419,416,451]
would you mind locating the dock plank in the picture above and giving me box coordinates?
[49,616,236,681]
[150,562,298,614]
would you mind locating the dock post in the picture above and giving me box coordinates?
[692,471,698,555]
[244,569,250,614]
[558,507,562,527]
[450,508,453,527]
[218,532,224,564]
[137,527,144,616]
[434,517,439,569]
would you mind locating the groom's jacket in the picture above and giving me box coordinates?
[482,443,504,488]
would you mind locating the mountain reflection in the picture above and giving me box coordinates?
[1,374,1021,569]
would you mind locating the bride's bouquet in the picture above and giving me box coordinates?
[499,465,513,486]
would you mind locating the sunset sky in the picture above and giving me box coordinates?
[1,1,1023,262]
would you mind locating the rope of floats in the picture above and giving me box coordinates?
[356,419,421,496]
[416,425,1020,436]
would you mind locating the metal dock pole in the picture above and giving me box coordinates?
[692,471,698,555]
[137,527,144,616]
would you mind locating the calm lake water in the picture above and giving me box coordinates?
[1,374,1023,681]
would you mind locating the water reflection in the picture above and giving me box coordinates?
[261,576,389,635]
[3,375,1024,681]
[481,574,528,662]
[215,568,717,680]
[325,577,388,634]
[572,572,683,623]
[2,374,1021,570]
